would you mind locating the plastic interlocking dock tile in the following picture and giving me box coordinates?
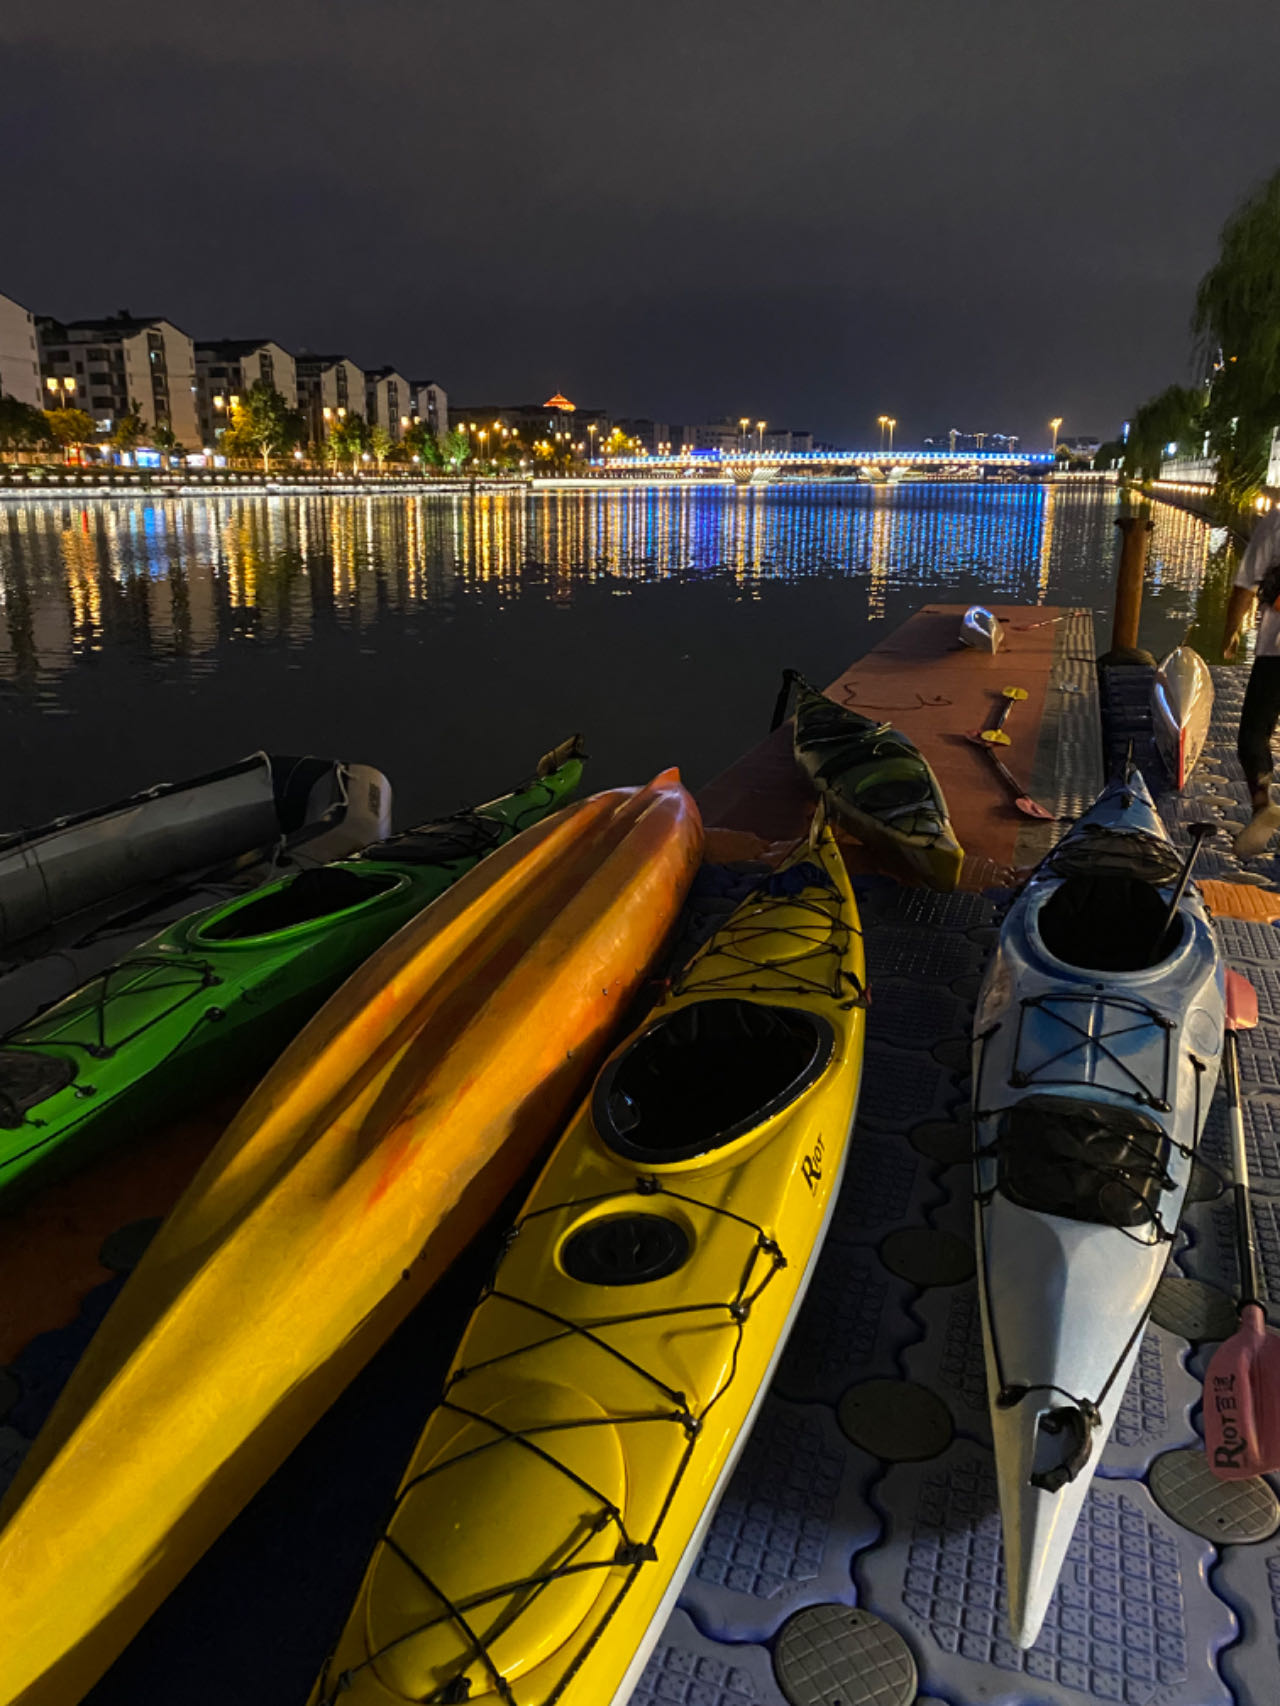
[679,1397,880,1642]
[1177,1194,1280,1327]
[855,1439,1236,1706]
[773,1240,918,1407]
[866,977,970,1052]
[825,1120,946,1245]
[1199,1089,1280,1196]
[864,925,984,988]
[855,1042,961,1138]
[633,1610,785,1706]
[1212,1536,1280,1706]
[1214,914,1280,966]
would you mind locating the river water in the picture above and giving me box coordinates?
[0,481,1228,829]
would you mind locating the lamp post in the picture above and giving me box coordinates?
[1049,416,1063,454]
[886,417,896,453]
[756,420,766,454]
[588,422,597,460]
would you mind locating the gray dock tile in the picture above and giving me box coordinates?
[679,1398,879,1643]
[855,1440,1236,1706]
[632,1610,784,1706]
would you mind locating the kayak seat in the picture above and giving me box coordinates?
[594,999,834,1164]
[995,1094,1171,1229]
[197,867,398,941]
[1038,874,1182,973]
[0,1048,76,1127]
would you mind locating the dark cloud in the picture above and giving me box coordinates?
[3,0,1278,442]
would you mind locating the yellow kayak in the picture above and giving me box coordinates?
[312,816,868,1705]
[0,771,703,1706]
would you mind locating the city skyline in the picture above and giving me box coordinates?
[3,5,1279,446]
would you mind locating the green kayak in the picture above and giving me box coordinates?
[0,739,584,1211]
[789,673,963,890]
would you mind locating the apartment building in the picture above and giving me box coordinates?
[411,378,448,439]
[364,367,413,440]
[194,339,297,442]
[37,312,199,443]
[295,354,365,441]
[0,290,42,408]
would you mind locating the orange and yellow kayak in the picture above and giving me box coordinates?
[0,771,703,1706]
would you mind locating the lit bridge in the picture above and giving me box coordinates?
[591,448,1058,485]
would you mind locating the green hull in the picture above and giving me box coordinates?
[0,746,584,1210]
[791,681,963,890]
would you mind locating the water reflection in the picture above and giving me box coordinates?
[0,483,1222,823]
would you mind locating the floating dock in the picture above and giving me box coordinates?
[3,609,1280,1706]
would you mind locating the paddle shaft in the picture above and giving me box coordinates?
[1150,821,1214,960]
[1225,1028,1263,1308]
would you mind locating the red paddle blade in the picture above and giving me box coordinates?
[1226,968,1259,1032]
[1204,1303,1280,1478]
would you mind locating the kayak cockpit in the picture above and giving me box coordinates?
[193,867,402,943]
[594,999,834,1163]
[993,1093,1172,1231]
[1037,872,1183,972]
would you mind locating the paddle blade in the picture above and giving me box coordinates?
[1205,1304,1280,1478]
[1015,795,1055,821]
[1226,968,1259,1032]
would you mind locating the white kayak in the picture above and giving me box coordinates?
[970,766,1223,1645]
[960,605,1003,652]
[1152,646,1213,791]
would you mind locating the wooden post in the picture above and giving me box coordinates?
[1111,515,1153,654]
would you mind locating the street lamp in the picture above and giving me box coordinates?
[877,414,888,451]
[588,423,598,459]
[739,416,750,450]
[46,375,76,408]
[757,420,766,453]
[1049,416,1063,453]
[886,417,896,453]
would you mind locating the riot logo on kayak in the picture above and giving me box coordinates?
[801,1134,825,1192]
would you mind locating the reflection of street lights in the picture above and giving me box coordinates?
[1049,416,1063,453]
[757,420,766,453]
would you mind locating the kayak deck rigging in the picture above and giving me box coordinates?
[319,1172,791,1706]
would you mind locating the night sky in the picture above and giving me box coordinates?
[3,1,1279,446]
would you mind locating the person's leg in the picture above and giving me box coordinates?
[1235,656,1280,855]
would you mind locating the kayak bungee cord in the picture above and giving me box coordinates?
[970,1001,1210,1491]
[315,1181,791,1706]
[667,861,866,1009]
[2,954,219,1069]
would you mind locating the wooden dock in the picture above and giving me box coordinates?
[699,602,1103,885]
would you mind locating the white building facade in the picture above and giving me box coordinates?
[195,339,298,443]
[296,355,365,442]
[411,379,448,439]
[0,291,42,408]
[37,312,199,444]
[365,367,413,440]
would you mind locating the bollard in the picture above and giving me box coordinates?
[1106,515,1155,662]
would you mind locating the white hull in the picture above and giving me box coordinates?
[971,768,1223,1644]
[1152,647,1213,791]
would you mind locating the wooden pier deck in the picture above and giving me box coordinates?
[699,603,1103,884]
